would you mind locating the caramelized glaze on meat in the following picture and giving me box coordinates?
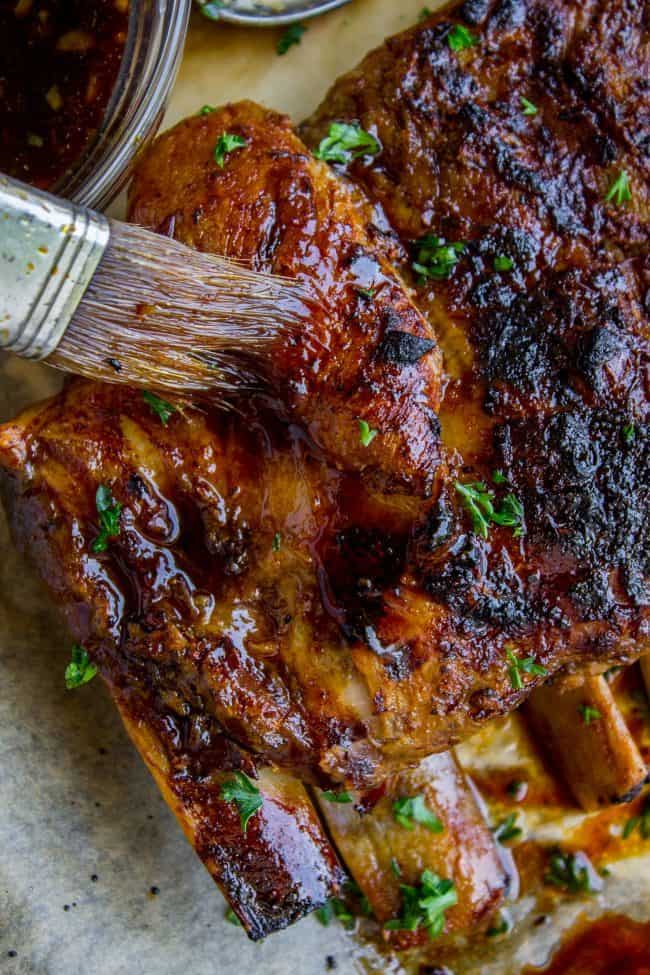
[1,0,648,797]
[129,101,442,494]
[1,0,647,940]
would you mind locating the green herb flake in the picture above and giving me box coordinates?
[272,531,282,552]
[197,104,216,116]
[392,795,444,834]
[358,418,378,447]
[487,912,511,937]
[199,0,224,20]
[506,779,527,801]
[316,897,355,930]
[494,254,514,272]
[225,907,242,927]
[356,287,375,300]
[343,880,373,918]
[604,170,632,206]
[91,484,123,554]
[544,849,600,895]
[277,22,306,55]
[418,6,432,20]
[505,646,548,691]
[384,870,457,940]
[314,122,380,165]
[213,132,247,168]
[321,790,353,804]
[390,857,402,878]
[412,234,465,281]
[447,24,478,51]
[578,703,602,725]
[315,902,332,926]
[623,423,635,443]
[64,644,98,690]
[493,812,522,844]
[142,390,177,426]
[492,469,507,484]
[520,96,538,116]
[622,798,650,840]
[454,480,525,540]
[220,771,263,833]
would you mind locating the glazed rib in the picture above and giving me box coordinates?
[2,65,649,790]
[315,751,507,946]
[113,687,345,939]
[0,0,647,943]
[525,675,647,810]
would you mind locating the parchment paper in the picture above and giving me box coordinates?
[1,2,649,972]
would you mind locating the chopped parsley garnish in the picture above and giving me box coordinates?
[91,484,122,553]
[225,907,242,926]
[507,779,527,801]
[520,96,538,116]
[454,480,525,539]
[505,646,548,690]
[213,132,247,168]
[199,0,224,19]
[358,418,378,447]
[220,771,263,833]
[390,857,402,878]
[314,122,380,165]
[197,104,216,116]
[544,849,599,895]
[604,170,632,206]
[393,795,443,833]
[492,469,507,484]
[447,24,478,51]
[622,797,650,840]
[64,644,98,690]
[322,790,353,804]
[344,879,373,918]
[493,812,522,844]
[494,254,514,272]
[412,234,465,281]
[419,6,432,20]
[277,22,306,54]
[315,897,355,930]
[487,911,512,937]
[623,423,636,443]
[272,532,282,552]
[356,287,375,299]
[384,870,457,939]
[578,703,602,725]
[142,390,177,426]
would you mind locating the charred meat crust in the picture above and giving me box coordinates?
[0,0,648,797]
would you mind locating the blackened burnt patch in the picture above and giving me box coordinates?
[380,330,437,365]
[469,264,647,414]
[501,409,650,600]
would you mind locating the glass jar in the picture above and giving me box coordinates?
[58,0,191,211]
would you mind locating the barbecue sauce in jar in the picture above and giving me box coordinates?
[0,0,129,189]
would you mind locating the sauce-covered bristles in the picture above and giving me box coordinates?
[50,221,311,401]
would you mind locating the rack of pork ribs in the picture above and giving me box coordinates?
[0,0,647,944]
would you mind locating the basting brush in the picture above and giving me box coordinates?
[0,173,309,400]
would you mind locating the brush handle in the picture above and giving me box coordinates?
[0,174,109,359]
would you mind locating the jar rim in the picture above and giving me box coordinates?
[56,0,191,212]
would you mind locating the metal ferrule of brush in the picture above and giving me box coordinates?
[0,174,109,359]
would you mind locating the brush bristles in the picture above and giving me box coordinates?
[49,221,311,402]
